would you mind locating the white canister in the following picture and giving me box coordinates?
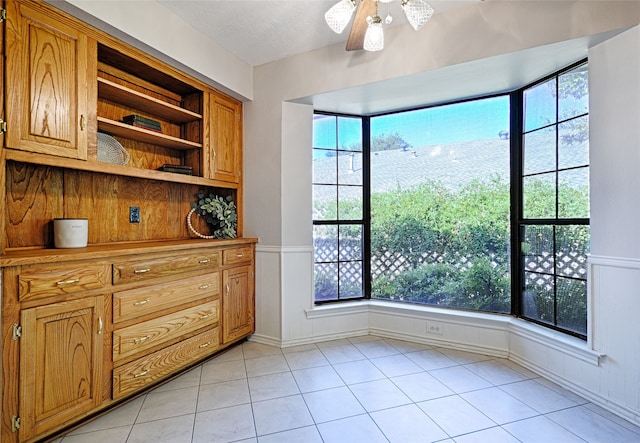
[53,218,88,248]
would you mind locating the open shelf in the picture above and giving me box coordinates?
[97,117,202,150]
[98,78,202,124]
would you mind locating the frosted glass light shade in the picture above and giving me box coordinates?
[401,0,434,31]
[325,0,357,34]
[363,20,384,52]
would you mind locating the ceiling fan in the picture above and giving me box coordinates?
[325,0,434,52]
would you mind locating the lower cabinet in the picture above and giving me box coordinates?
[1,240,256,443]
[19,296,105,442]
[223,265,255,344]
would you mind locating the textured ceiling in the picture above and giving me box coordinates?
[156,0,477,66]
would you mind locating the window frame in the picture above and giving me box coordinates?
[312,112,370,303]
[312,59,590,339]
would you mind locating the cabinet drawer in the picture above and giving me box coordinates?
[113,328,219,399]
[113,250,221,285]
[113,273,220,324]
[222,246,253,266]
[113,301,219,362]
[18,262,110,301]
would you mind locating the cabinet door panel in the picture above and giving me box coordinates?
[208,92,241,183]
[20,297,104,440]
[6,2,89,159]
[222,265,254,344]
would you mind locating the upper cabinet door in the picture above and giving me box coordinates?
[5,1,91,159]
[208,91,242,183]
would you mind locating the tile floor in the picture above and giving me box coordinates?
[56,336,640,443]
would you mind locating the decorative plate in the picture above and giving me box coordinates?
[97,132,130,165]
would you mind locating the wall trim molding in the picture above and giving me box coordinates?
[256,244,313,254]
[589,254,640,269]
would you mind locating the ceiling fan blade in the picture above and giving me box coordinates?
[346,0,377,51]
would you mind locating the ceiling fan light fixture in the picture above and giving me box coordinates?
[363,15,384,52]
[325,0,357,34]
[401,0,434,31]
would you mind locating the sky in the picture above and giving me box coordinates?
[313,95,510,153]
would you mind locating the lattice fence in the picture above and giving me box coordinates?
[314,238,587,286]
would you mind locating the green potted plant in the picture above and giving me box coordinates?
[187,192,237,239]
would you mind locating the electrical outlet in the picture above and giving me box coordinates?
[426,321,443,335]
[129,206,140,223]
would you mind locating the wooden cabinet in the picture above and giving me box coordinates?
[5,0,93,159]
[19,296,104,441]
[208,91,242,183]
[1,1,255,441]
[1,240,256,443]
[222,264,255,344]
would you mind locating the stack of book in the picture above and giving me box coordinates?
[159,164,193,175]
[122,114,162,132]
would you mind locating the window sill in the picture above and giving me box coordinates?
[305,300,605,366]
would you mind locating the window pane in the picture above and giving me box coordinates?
[340,262,363,299]
[559,116,589,169]
[556,225,589,279]
[313,115,336,149]
[524,126,556,175]
[524,79,556,132]
[556,277,587,335]
[338,152,363,185]
[523,173,556,219]
[522,225,555,275]
[313,185,336,220]
[314,263,338,302]
[522,271,555,325]
[314,225,338,262]
[338,185,362,219]
[313,152,337,184]
[339,225,362,261]
[338,117,362,151]
[558,168,589,218]
[370,96,510,313]
[559,64,589,121]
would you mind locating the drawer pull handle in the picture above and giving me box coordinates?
[134,299,150,306]
[134,268,151,274]
[199,285,210,290]
[134,336,150,344]
[236,253,244,258]
[133,370,149,378]
[200,313,212,320]
[199,341,211,348]
[56,278,80,286]
[98,317,103,335]
[199,259,210,264]
[226,283,230,295]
